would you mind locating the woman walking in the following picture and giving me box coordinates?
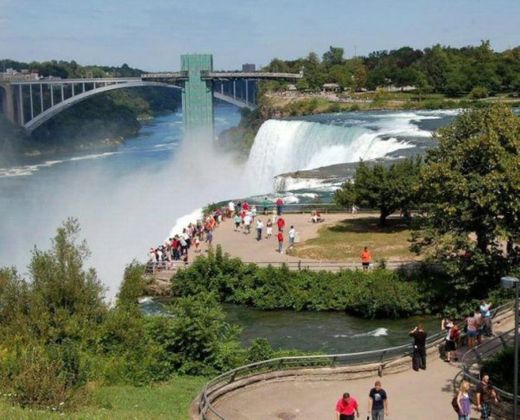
[456,381,471,420]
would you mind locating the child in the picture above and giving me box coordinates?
[266,219,273,238]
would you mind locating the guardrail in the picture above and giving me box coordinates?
[198,301,514,419]
[452,302,517,418]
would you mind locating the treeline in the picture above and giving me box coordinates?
[0,58,143,78]
[263,41,520,97]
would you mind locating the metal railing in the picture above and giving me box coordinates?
[453,325,517,417]
[198,301,514,419]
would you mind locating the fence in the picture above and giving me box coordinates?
[197,302,514,419]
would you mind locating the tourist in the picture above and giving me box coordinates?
[465,311,478,349]
[443,318,459,362]
[476,374,498,419]
[251,205,257,219]
[276,197,284,215]
[228,200,235,217]
[256,219,264,241]
[474,307,484,345]
[194,236,201,253]
[456,380,471,420]
[368,380,388,420]
[288,225,296,248]
[262,196,270,215]
[233,213,242,231]
[335,392,359,420]
[205,229,213,247]
[351,204,358,216]
[277,231,284,253]
[266,219,273,239]
[311,210,323,223]
[409,323,427,371]
[277,216,285,232]
[244,213,252,234]
[479,299,493,336]
[360,246,372,271]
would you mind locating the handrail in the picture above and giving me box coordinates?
[198,300,514,419]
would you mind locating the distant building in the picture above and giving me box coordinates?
[322,83,341,92]
[242,63,256,72]
[0,68,40,81]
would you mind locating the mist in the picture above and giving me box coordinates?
[0,105,250,299]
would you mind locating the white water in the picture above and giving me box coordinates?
[244,119,416,193]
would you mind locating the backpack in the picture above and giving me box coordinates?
[451,395,460,414]
[450,326,460,341]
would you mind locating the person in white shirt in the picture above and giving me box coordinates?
[243,214,252,234]
[288,226,296,248]
[256,219,264,241]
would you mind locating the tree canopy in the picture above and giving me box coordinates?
[334,158,422,226]
[412,104,520,292]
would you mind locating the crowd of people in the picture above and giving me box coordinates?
[406,300,502,420]
[146,207,225,271]
[229,198,298,255]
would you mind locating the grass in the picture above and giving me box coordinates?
[0,376,207,420]
[289,216,418,262]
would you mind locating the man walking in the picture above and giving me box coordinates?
[476,374,498,419]
[409,323,427,370]
[335,392,359,420]
[256,219,264,241]
[368,380,388,420]
[277,231,284,254]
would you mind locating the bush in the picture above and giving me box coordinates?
[172,247,424,318]
[481,346,517,393]
[469,86,489,99]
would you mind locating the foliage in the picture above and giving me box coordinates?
[480,346,518,393]
[117,262,147,307]
[334,158,422,225]
[172,246,424,319]
[411,105,520,296]
[262,41,520,96]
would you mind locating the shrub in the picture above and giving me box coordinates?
[172,248,425,318]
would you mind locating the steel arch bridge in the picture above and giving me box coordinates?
[0,54,302,138]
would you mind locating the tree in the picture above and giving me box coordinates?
[412,105,520,291]
[334,158,422,226]
[322,46,345,67]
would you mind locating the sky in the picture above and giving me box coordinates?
[0,0,519,71]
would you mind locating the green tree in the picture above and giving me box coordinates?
[412,105,520,292]
[322,46,345,67]
[334,158,422,226]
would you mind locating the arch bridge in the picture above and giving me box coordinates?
[0,54,302,139]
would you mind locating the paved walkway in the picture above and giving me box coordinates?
[154,212,415,282]
[211,316,514,420]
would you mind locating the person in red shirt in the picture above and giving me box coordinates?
[277,231,284,253]
[277,216,285,232]
[335,392,359,420]
[360,246,372,271]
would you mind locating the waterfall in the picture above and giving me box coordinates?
[244,119,415,193]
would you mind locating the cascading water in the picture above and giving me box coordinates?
[244,118,416,193]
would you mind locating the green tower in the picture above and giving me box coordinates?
[181,54,214,140]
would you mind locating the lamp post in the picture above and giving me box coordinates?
[501,276,519,419]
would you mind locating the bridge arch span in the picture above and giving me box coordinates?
[25,81,180,132]
[25,82,253,133]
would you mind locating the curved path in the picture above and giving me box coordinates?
[210,315,514,420]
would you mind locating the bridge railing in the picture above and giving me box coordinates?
[198,301,514,419]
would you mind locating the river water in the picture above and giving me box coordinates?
[0,106,455,296]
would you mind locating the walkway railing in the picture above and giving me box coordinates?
[452,303,517,418]
[198,301,514,419]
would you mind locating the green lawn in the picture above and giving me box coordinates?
[0,376,207,420]
[290,216,418,262]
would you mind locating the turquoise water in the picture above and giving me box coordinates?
[140,299,439,353]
